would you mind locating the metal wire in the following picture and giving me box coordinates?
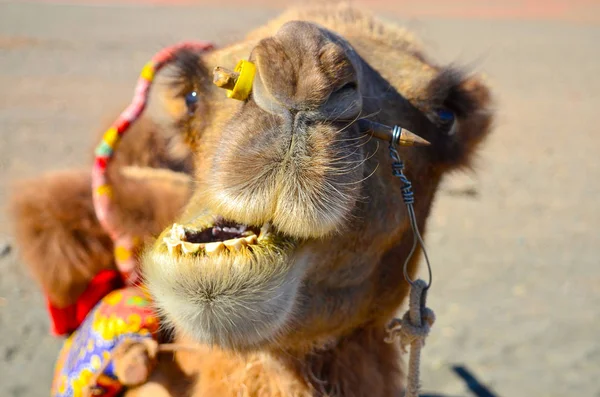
[389,126,433,290]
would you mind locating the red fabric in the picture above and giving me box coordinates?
[46,269,124,336]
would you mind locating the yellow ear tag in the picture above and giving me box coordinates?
[227,60,256,101]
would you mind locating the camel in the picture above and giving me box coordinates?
[9,4,494,396]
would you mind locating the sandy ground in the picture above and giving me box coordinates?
[0,1,599,396]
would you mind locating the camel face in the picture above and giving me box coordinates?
[203,21,366,240]
[143,15,493,352]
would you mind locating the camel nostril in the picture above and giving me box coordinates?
[332,82,357,94]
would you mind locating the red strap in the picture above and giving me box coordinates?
[46,269,124,336]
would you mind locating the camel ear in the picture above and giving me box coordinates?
[424,67,495,170]
[148,48,212,150]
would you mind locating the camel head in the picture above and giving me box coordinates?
[143,12,493,353]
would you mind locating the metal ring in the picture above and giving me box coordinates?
[392,125,402,146]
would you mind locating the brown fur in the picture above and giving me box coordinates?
[9,3,493,396]
[9,116,194,307]
[139,4,493,396]
[10,170,114,307]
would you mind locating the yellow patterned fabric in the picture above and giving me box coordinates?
[51,287,159,397]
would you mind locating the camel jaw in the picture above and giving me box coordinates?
[142,213,306,350]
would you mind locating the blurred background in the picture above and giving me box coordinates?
[0,0,598,396]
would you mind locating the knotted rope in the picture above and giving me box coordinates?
[384,126,436,397]
[91,41,214,285]
[385,280,435,397]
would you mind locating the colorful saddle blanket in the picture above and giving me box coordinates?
[51,287,159,397]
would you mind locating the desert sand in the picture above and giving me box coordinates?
[0,1,598,396]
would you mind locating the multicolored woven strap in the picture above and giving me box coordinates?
[92,41,214,285]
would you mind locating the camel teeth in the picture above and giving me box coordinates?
[205,241,225,256]
[244,235,258,245]
[223,238,247,251]
[163,235,179,245]
[181,241,202,254]
[171,223,186,240]
[258,222,271,240]
[163,235,181,254]
[165,240,180,255]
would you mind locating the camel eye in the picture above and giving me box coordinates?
[435,108,457,135]
[185,91,198,115]
[436,108,455,123]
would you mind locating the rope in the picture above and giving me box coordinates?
[388,126,432,290]
[91,41,214,285]
[384,128,436,397]
[385,280,435,397]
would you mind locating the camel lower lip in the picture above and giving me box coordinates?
[143,223,301,350]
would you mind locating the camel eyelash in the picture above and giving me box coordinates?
[168,48,209,100]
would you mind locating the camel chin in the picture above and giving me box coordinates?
[144,215,305,350]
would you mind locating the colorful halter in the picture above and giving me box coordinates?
[92,41,214,285]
